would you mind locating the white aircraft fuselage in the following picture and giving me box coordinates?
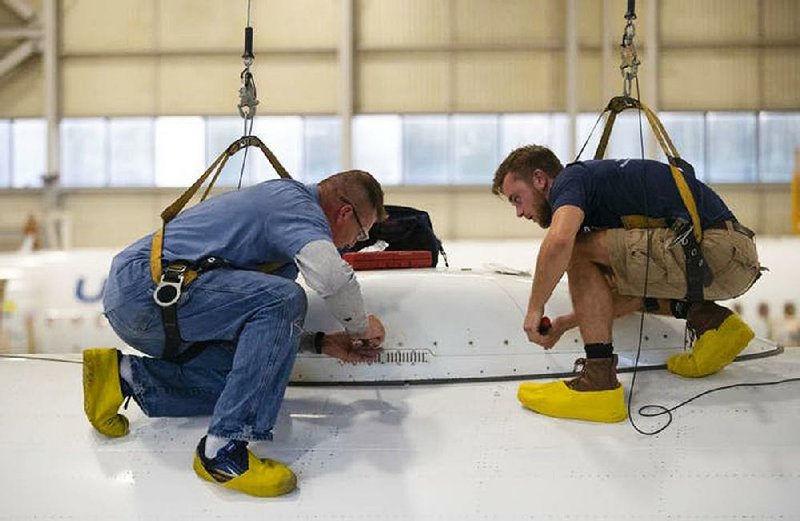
[2,240,793,382]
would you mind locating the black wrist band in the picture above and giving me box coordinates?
[313,332,325,354]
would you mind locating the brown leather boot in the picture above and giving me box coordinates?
[686,301,732,336]
[566,355,621,392]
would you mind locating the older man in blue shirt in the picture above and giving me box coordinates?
[83,170,386,497]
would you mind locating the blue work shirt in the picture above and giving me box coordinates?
[104,179,332,312]
[548,159,735,231]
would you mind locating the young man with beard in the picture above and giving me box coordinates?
[492,145,761,422]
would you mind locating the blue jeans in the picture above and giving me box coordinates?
[104,266,307,441]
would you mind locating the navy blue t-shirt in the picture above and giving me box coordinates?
[548,159,734,231]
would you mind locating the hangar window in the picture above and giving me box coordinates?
[759,113,800,183]
[303,116,342,184]
[0,112,798,189]
[353,115,402,186]
[404,115,448,184]
[10,119,46,188]
[205,116,248,187]
[61,118,107,187]
[109,118,154,187]
[707,113,757,183]
[577,112,663,162]
[452,115,499,184]
[501,114,570,165]
[154,117,205,187]
[204,115,306,186]
[660,113,706,181]
[253,116,303,182]
[0,120,9,187]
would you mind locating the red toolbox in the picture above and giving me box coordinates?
[342,250,433,270]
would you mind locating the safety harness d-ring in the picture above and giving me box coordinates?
[153,263,188,308]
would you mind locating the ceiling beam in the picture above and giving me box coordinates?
[0,26,41,40]
[0,38,36,80]
[3,0,36,22]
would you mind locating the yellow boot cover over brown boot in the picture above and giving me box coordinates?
[518,381,627,423]
[82,348,129,437]
[667,314,755,378]
[517,356,627,423]
[193,437,297,497]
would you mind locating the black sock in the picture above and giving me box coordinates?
[584,343,614,359]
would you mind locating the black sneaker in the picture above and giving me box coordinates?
[195,436,249,483]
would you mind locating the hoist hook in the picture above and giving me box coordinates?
[619,0,640,97]
[237,24,259,122]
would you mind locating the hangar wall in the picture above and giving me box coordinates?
[0,0,798,246]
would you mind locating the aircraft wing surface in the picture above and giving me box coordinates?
[2,349,799,520]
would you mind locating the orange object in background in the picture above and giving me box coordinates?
[342,251,433,270]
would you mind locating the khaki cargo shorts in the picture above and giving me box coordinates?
[607,221,761,301]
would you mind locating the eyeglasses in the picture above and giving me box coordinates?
[340,197,370,242]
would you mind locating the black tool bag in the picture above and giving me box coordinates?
[351,205,447,267]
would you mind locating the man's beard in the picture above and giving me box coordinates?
[537,199,553,228]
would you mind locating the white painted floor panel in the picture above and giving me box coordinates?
[1,350,799,520]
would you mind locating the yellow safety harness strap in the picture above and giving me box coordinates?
[667,163,702,244]
[149,136,292,284]
[149,228,165,285]
[593,95,711,301]
[593,96,702,244]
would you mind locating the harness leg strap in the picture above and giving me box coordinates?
[153,263,189,361]
[161,304,182,361]
[669,218,712,303]
[152,258,229,362]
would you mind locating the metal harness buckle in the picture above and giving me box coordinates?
[668,218,693,249]
[153,263,188,308]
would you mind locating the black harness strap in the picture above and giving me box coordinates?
[154,257,228,361]
[669,218,713,304]
[681,231,712,303]
[160,305,181,361]
[156,263,187,361]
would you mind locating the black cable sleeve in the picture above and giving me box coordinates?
[243,26,254,59]
[626,0,636,20]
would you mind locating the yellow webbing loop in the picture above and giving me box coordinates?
[256,261,286,274]
[149,136,292,284]
[148,230,201,285]
[620,215,668,230]
[593,96,702,243]
[594,97,680,161]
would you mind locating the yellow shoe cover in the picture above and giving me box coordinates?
[193,450,297,497]
[82,348,129,437]
[667,314,755,378]
[517,380,627,423]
